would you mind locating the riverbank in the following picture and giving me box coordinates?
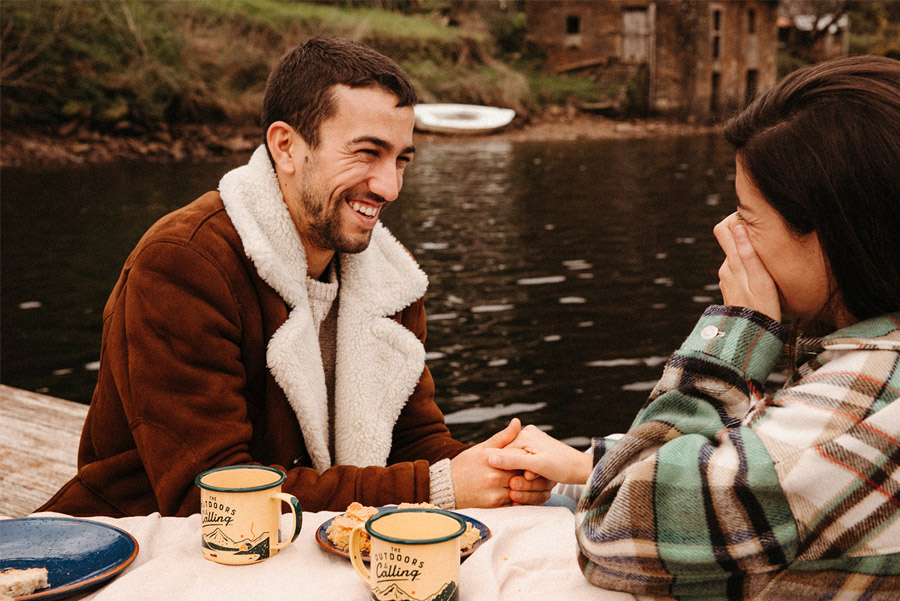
[0,112,719,169]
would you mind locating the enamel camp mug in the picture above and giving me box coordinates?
[350,508,466,601]
[195,465,302,565]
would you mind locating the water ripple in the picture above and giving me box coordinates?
[444,402,548,425]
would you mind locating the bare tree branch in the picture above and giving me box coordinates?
[119,0,148,58]
[1,4,71,84]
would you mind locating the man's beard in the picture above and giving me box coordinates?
[300,187,375,255]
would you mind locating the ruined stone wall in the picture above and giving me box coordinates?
[652,1,777,120]
[525,0,622,72]
[526,0,778,120]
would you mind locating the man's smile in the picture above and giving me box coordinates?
[348,200,379,218]
[343,192,387,230]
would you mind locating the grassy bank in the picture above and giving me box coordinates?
[1,0,600,134]
[3,0,896,168]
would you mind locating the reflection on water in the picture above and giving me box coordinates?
[0,134,737,445]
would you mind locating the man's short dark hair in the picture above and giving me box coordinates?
[262,37,417,148]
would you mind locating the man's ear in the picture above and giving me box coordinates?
[266,121,303,175]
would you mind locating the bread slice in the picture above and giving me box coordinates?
[0,568,50,597]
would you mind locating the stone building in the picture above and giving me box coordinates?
[777,12,849,62]
[525,0,779,121]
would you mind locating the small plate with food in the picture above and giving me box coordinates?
[315,502,490,562]
[0,517,138,600]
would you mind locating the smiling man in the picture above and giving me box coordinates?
[40,38,552,517]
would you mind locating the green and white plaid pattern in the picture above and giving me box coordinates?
[576,306,900,600]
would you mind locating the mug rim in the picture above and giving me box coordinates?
[194,464,286,493]
[365,508,466,545]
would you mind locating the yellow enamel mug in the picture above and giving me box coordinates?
[350,508,465,601]
[195,465,302,565]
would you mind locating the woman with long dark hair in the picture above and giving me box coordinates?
[490,55,900,600]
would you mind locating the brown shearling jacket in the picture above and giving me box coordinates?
[39,184,468,517]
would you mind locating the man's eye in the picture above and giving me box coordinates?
[358,149,379,157]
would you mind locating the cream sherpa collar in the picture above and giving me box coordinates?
[219,145,428,472]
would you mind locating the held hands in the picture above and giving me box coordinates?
[450,418,555,508]
[713,213,782,322]
[488,425,593,487]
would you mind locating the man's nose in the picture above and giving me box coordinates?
[367,162,402,202]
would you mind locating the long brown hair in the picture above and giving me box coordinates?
[723,55,900,323]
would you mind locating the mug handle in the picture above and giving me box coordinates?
[349,524,370,585]
[271,492,302,551]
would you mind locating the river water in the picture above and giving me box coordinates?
[1,133,737,446]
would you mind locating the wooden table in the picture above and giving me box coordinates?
[0,385,87,517]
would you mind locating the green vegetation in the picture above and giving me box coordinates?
[2,0,896,133]
[777,0,900,76]
[0,0,576,131]
[526,73,603,111]
[847,0,900,58]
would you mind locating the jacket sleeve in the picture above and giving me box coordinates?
[104,239,258,516]
[575,305,799,598]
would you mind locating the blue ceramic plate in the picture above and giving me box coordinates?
[315,506,490,562]
[0,517,138,600]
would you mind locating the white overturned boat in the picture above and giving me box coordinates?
[414,103,516,135]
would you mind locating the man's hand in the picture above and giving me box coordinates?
[450,418,554,508]
[488,424,593,486]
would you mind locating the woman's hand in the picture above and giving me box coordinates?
[487,425,593,486]
[713,213,782,322]
[450,419,554,508]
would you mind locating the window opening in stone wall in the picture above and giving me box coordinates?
[567,15,580,35]
[748,8,756,34]
[778,24,790,44]
[711,71,721,114]
[712,8,722,60]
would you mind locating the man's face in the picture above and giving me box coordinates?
[284,85,415,254]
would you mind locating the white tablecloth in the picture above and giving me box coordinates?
[27,507,640,601]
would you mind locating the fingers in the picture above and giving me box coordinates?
[451,438,528,508]
[509,474,554,492]
[712,213,782,321]
[733,225,761,268]
[488,448,541,474]
[713,214,739,257]
[509,474,555,506]
[714,214,744,280]
[450,467,515,509]
[480,418,522,449]
[502,423,549,453]
[509,488,552,506]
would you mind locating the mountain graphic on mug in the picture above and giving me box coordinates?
[202,527,270,555]
[371,581,458,601]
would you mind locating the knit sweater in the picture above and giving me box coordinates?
[576,306,900,600]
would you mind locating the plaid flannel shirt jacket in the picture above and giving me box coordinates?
[575,306,900,600]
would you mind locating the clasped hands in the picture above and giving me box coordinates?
[450,417,592,508]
